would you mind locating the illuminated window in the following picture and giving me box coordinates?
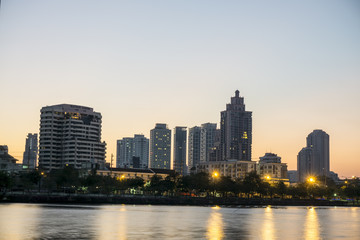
[242,132,248,139]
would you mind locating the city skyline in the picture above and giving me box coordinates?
[0,1,359,177]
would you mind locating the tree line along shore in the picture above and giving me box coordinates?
[1,167,359,206]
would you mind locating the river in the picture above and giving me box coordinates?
[0,204,359,239]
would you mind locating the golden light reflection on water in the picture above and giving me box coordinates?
[0,204,40,240]
[97,205,127,240]
[206,207,224,240]
[305,207,320,240]
[261,206,275,240]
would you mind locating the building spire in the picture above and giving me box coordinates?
[235,90,240,97]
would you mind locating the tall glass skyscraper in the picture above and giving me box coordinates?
[220,90,252,161]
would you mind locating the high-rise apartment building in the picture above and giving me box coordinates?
[200,123,217,163]
[220,90,252,161]
[116,134,149,169]
[39,104,106,170]
[173,127,187,175]
[149,123,171,169]
[188,126,201,172]
[297,129,329,182]
[23,133,38,169]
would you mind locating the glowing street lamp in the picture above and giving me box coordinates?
[265,175,271,180]
[212,171,219,178]
[307,177,316,183]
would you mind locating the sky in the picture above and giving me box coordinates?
[0,1,359,178]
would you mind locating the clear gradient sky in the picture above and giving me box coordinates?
[0,1,359,177]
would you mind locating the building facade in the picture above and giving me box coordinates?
[149,123,171,169]
[22,133,38,169]
[39,104,106,170]
[196,159,257,180]
[173,127,187,175]
[188,126,201,172]
[200,123,217,163]
[257,153,288,183]
[297,130,330,182]
[116,135,149,169]
[220,90,252,161]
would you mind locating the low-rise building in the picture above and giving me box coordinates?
[257,153,289,185]
[97,168,175,181]
[196,159,257,180]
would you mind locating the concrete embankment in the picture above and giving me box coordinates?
[1,193,352,207]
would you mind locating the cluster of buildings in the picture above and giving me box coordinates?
[1,90,339,184]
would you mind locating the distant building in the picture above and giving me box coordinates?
[196,160,257,180]
[297,147,312,182]
[149,123,171,169]
[257,153,288,184]
[200,123,217,163]
[208,129,221,162]
[220,90,252,161]
[297,130,329,182]
[97,168,175,182]
[38,104,106,170]
[22,133,38,169]
[188,126,201,172]
[173,127,187,175]
[116,134,149,169]
[287,170,298,184]
[0,145,22,172]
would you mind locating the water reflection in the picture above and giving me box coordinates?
[261,206,276,240]
[96,205,127,240]
[0,204,41,240]
[304,207,320,240]
[206,206,224,240]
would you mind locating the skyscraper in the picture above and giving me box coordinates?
[23,133,38,169]
[297,147,312,182]
[188,126,201,172]
[116,134,149,169]
[149,123,171,169]
[297,129,330,182]
[39,104,106,170]
[220,90,252,161]
[200,123,217,163]
[173,127,187,175]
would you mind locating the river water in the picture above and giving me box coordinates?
[0,204,359,239]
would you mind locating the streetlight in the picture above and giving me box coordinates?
[212,171,219,197]
[307,177,316,184]
[265,175,271,180]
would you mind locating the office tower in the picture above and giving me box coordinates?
[220,90,252,161]
[307,130,330,176]
[22,133,38,169]
[149,123,171,169]
[297,129,330,182]
[173,127,187,175]
[188,126,201,171]
[133,134,149,168]
[116,134,149,169]
[38,104,106,170]
[199,123,217,163]
[297,147,312,182]
[116,138,134,168]
[208,129,221,162]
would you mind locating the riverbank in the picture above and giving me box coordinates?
[1,192,357,207]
